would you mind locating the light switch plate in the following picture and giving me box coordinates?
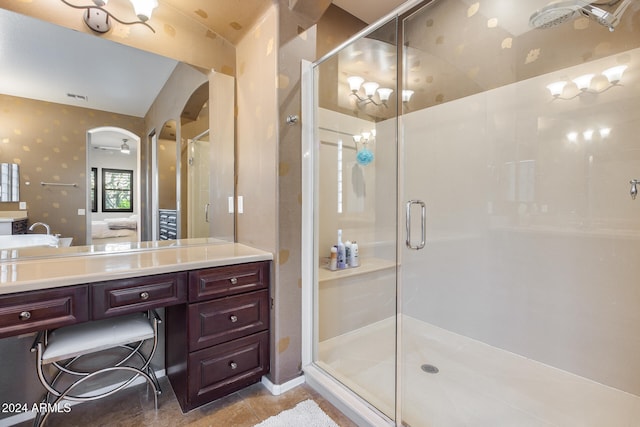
[78,209,86,216]
[19,202,26,210]
[228,196,234,214]
[238,196,244,214]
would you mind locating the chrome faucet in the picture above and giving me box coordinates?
[29,222,51,235]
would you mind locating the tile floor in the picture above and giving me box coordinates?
[15,377,358,427]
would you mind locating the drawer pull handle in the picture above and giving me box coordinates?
[19,311,31,321]
[230,361,238,370]
[140,291,150,300]
[230,315,238,323]
[230,277,238,285]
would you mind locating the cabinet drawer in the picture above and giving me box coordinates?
[0,286,88,338]
[92,272,187,319]
[188,331,269,409]
[189,290,269,351]
[189,261,269,302]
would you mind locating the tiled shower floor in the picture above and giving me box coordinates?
[318,316,640,426]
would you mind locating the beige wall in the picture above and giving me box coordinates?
[0,94,144,244]
[0,0,368,388]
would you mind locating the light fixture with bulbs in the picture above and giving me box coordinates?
[347,76,396,107]
[60,0,158,33]
[546,65,627,100]
[120,139,131,154]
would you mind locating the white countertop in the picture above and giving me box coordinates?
[0,210,27,222]
[0,241,272,295]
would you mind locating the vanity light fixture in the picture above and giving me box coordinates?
[347,76,394,107]
[402,90,415,103]
[60,0,158,33]
[120,139,131,154]
[547,65,628,100]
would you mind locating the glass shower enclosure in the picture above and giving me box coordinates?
[303,0,640,425]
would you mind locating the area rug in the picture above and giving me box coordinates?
[253,399,340,427]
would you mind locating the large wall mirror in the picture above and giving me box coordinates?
[0,7,235,256]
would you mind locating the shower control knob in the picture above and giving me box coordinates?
[631,180,639,200]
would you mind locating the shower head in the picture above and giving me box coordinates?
[529,1,584,29]
[529,0,632,31]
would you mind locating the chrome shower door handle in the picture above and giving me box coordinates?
[205,203,210,223]
[406,200,426,250]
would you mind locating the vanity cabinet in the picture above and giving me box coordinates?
[91,272,187,319]
[0,285,89,339]
[0,218,28,235]
[166,261,270,412]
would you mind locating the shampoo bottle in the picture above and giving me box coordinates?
[337,229,346,269]
[350,241,359,267]
[345,241,352,268]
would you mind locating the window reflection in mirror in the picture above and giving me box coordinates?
[0,164,20,202]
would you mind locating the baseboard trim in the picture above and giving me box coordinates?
[303,364,393,427]
[261,374,306,396]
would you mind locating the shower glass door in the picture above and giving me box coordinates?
[187,132,212,238]
[312,18,399,420]
[400,0,640,426]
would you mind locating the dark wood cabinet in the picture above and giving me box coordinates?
[167,261,271,412]
[91,272,187,319]
[0,286,88,339]
[0,259,271,412]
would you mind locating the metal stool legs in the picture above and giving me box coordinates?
[30,310,162,426]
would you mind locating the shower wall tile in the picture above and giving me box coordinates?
[401,47,640,396]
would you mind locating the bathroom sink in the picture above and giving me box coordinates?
[0,234,60,249]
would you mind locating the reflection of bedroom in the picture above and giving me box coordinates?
[90,138,139,244]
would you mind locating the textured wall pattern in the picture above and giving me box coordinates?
[0,94,144,244]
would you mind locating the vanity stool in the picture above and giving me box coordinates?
[30,310,162,426]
